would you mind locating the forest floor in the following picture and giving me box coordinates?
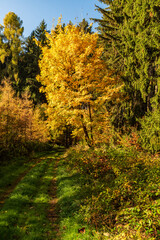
[0,148,100,240]
[0,149,62,240]
[0,155,48,208]
[1,147,159,239]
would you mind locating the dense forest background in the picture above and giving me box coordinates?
[0,1,160,239]
[0,1,160,157]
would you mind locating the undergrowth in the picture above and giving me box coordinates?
[64,143,160,239]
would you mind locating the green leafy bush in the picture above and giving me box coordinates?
[65,144,160,239]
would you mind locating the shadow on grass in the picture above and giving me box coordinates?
[0,201,57,240]
[0,155,61,240]
[56,161,97,239]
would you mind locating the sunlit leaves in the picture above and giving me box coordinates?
[0,79,49,154]
[37,23,122,145]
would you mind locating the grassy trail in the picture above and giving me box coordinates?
[0,151,62,240]
[0,156,48,208]
[56,156,103,240]
[0,149,100,240]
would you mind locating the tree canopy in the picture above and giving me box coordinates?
[37,23,122,146]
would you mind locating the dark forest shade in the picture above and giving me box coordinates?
[94,0,160,126]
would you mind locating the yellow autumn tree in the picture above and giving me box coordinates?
[0,79,50,157]
[37,23,122,146]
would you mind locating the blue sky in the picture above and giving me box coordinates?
[0,0,105,37]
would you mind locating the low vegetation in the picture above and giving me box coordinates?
[57,157,99,239]
[0,147,160,239]
[0,153,47,202]
[64,144,160,239]
[0,151,60,240]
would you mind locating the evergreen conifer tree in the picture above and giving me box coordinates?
[19,20,49,105]
[35,19,49,46]
[2,12,24,85]
[95,0,160,126]
[78,19,92,33]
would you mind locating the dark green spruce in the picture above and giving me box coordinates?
[94,0,160,132]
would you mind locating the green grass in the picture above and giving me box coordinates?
[2,144,158,239]
[0,151,51,198]
[0,151,62,240]
[56,157,104,240]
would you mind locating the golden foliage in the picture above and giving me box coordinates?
[37,22,122,145]
[0,79,49,151]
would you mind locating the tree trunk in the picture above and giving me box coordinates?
[80,114,92,147]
